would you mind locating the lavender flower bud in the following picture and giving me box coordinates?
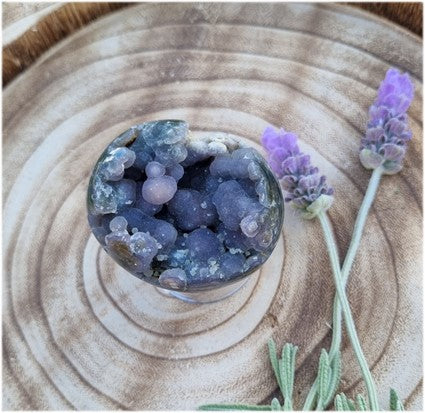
[262,127,299,178]
[261,127,334,219]
[360,68,414,174]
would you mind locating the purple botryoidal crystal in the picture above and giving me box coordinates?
[262,127,333,219]
[360,68,414,174]
[87,120,283,291]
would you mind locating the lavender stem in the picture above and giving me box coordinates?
[317,210,380,411]
[303,166,384,410]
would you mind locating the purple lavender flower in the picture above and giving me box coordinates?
[262,127,334,218]
[360,68,414,174]
[262,127,300,178]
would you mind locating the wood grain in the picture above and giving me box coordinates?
[2,3,422,410]
[2,2,422,87]
[2,2,132,86]
[2,2,61,45]
[349,2,423,37]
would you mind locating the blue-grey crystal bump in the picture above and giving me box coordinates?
[87,120,284,292]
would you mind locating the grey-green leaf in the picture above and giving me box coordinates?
[280,344,291,396]
[390,389,405,411]
[355,394,368,411]
[323,351,342,407]
[281,344,297,398]
[290,345,298,394]
[279,357,292,410]
[279,344,297,411]
[317,350,331,405]
[268,339,282,391]
[271,398,281,411]
[345,395,356,411]
[334,393,356,411]
[334,394,344,411]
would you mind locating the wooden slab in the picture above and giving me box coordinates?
[3,3,422,410]
[2,2,60,45]
[2,3,131,86]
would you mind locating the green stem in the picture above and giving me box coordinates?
[317,210,380,410]
[303,167,383,410]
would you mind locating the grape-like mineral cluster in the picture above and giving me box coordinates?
[87,120,283,291]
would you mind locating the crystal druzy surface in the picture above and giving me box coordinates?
[87,120,283,291]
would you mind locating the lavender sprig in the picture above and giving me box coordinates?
[262,128,334,219]
[199,68,412,411]
[262,126,380,410]
[360,68,414,174]
[306,68,413,409]
[262,68,413,412]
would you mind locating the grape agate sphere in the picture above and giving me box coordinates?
[87,120,283,292]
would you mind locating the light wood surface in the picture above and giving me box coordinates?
[2,2,423,87]
[3,3,422,410]
[2,2,61,45]
[2,2,130,85]
[348,2,423,37]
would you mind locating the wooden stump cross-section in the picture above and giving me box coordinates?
[3,3,422,410]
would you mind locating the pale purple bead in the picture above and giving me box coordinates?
[109,216,128,232]
[134,182,163,216]
[142,176,177,205]
[129,232,158,264]
[145,161,166,178]
[159,268,187,290]
[167,164,184,181]
[240,214,260,238]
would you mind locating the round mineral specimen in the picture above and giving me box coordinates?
[87,120,283,292]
